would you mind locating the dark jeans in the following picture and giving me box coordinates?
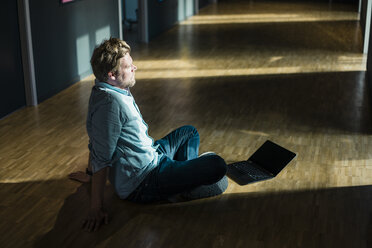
[127,125,227,203]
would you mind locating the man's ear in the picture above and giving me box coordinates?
[107,71,116,81]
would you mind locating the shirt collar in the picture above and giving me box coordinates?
[95,79,131,96]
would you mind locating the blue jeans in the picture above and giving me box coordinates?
[127,125,227,203]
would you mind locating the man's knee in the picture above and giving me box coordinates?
[180,125,199,137]
[209,155,227,178]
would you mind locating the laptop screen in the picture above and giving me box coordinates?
[249,140,296,175]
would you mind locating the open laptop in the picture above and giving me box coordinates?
[227,140,296,185]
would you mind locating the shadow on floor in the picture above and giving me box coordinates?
[135,71,372,135]
[20,179,372,248]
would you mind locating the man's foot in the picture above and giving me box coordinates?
[199,151,216,157]
[68,171,91,183]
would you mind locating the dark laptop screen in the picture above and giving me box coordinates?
[249,140,296,175]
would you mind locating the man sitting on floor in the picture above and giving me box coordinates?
[69,38,228,232]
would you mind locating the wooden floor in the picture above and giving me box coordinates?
[1,0,372,247]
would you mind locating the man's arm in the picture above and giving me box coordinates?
[82,166,109,232]
[68,153,92,183]
[82,96,123,231]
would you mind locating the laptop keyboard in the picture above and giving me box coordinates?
[228,161,271,180]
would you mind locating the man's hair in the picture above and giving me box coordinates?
[90,37,131,82]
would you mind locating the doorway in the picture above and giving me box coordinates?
[122,0,140,44]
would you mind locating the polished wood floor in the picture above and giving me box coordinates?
[1,0,372,247]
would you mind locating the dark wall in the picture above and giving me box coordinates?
[367,5,372,82]
[360,0,367,39]
[365,0,372,102]
[29,0,120,102]
[0,0,26,119]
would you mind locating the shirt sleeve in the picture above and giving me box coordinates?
[89,98,123,173]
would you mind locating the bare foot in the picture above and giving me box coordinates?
[68,171,91,183]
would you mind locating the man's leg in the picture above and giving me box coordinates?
[154,125,226,193]
[155,125,200,161]
[127,125,227,202]
[129,153,227,202]
[155,155,227,197]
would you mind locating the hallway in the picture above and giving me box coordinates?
[1,0,372,247]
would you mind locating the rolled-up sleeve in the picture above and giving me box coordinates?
[88,98,123,173]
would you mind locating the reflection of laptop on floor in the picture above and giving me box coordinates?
[227,140,296,185]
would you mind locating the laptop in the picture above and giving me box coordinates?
[227,140,296,185]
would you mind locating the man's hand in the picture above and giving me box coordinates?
[82,207,109,232]
[69,171,91,183]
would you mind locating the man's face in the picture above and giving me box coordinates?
[115,53,137,89]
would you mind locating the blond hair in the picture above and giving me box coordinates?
[90,37,131,82]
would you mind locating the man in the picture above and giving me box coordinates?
[69,38,227,232]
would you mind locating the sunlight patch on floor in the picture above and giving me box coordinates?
[180,12,359,25]
[134,54,366,79]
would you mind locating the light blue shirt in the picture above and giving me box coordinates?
[86,81,160,199]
